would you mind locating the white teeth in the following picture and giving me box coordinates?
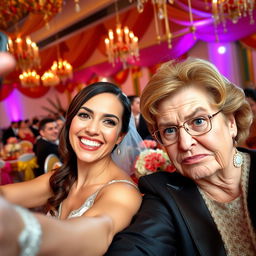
[80,138,101,147]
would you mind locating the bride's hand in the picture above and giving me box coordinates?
[0,197,23,256]
[0,52,16,76]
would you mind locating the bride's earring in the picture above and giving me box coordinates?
[233,149,243,168]
[117,147,121,155]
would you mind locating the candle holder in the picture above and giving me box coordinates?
[105,1,139,68]
[7,36,40,71]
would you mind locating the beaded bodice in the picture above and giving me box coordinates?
[58,179,137,219]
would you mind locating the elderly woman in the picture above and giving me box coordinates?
[106,58,256,256]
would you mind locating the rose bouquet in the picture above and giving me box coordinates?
[134,148,176,178]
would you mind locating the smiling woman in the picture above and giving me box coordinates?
[0,82,142,256]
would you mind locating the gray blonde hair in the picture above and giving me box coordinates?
[140,58,252,144]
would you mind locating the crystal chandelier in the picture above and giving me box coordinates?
[211,0,255,26]
[50,59,73,83]
[105,1,139,67]
[130,0,195,48]
[19,70,40,87]
[41,70,60,86]
[7,36,40,71]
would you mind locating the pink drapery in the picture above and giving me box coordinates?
[1,1,256,101]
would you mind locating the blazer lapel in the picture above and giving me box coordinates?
[244,149,256,229]
[166,179,226,256]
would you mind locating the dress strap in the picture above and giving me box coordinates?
[106,179,138,189]
[58,179,138,219]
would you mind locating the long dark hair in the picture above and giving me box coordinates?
[47,82,131,214]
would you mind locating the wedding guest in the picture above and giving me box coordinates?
[106,58,256,255]
[30,117,40,138]
[2,121,19,145]
[33,118,59,176]
[128,95,152,140]
[0,82,142,256]
[17,119,35,144]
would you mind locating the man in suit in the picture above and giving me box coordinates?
[29,117,40,138]
[33,118,59,176]
[2,121,19,144]
[128,95,152,140]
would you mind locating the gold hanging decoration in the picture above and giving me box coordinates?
[130,0,195,48]
[211,0,255,26]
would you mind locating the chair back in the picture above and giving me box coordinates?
[17,153,37,181]
[18,153,35,162]
[44,154,61,173]
[19,140,33,153]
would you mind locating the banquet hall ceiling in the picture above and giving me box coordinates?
[36,0,132,49]
[1,0,256,86]
[1,0,128,48]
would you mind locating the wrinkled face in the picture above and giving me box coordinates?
[40,122,59,142]
[131,97,140,115]
[69,93,125,164]
[155,86,237,180]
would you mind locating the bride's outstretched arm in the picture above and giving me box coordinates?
[37,213,113,256]
[0,197,113,256]
[0,182,141,256]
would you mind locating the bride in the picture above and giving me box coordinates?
[0,82,142,256]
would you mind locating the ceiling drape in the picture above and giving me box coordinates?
[2,1,256,101]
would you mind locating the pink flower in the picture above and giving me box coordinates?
[165,164,176,173]
[7,137,19,144]
[142,140,157,149]
[134,148,176,178]
[144,152,166,172]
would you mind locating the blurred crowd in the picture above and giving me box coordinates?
[0,114,64,180]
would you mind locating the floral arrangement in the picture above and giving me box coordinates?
[135,148,176,178]
[4,137,21,158]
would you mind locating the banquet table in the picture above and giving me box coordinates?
[0,153,37,183]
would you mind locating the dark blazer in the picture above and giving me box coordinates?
[34,138,59,176]
[2,127,18,144]
[137,114,152,140]
[30,125,40,137]
[105,148,256,256]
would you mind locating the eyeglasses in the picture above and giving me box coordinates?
[153,110,222,146]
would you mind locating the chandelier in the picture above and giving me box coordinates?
[7,36,40,71]
[41,70,60,87]
[19,70,40,87]
[211,0,255,26]
[50,59,73,83]
[105,1,139,67]
[130,0,195,48]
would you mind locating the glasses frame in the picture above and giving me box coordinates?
[153,110,222,146]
